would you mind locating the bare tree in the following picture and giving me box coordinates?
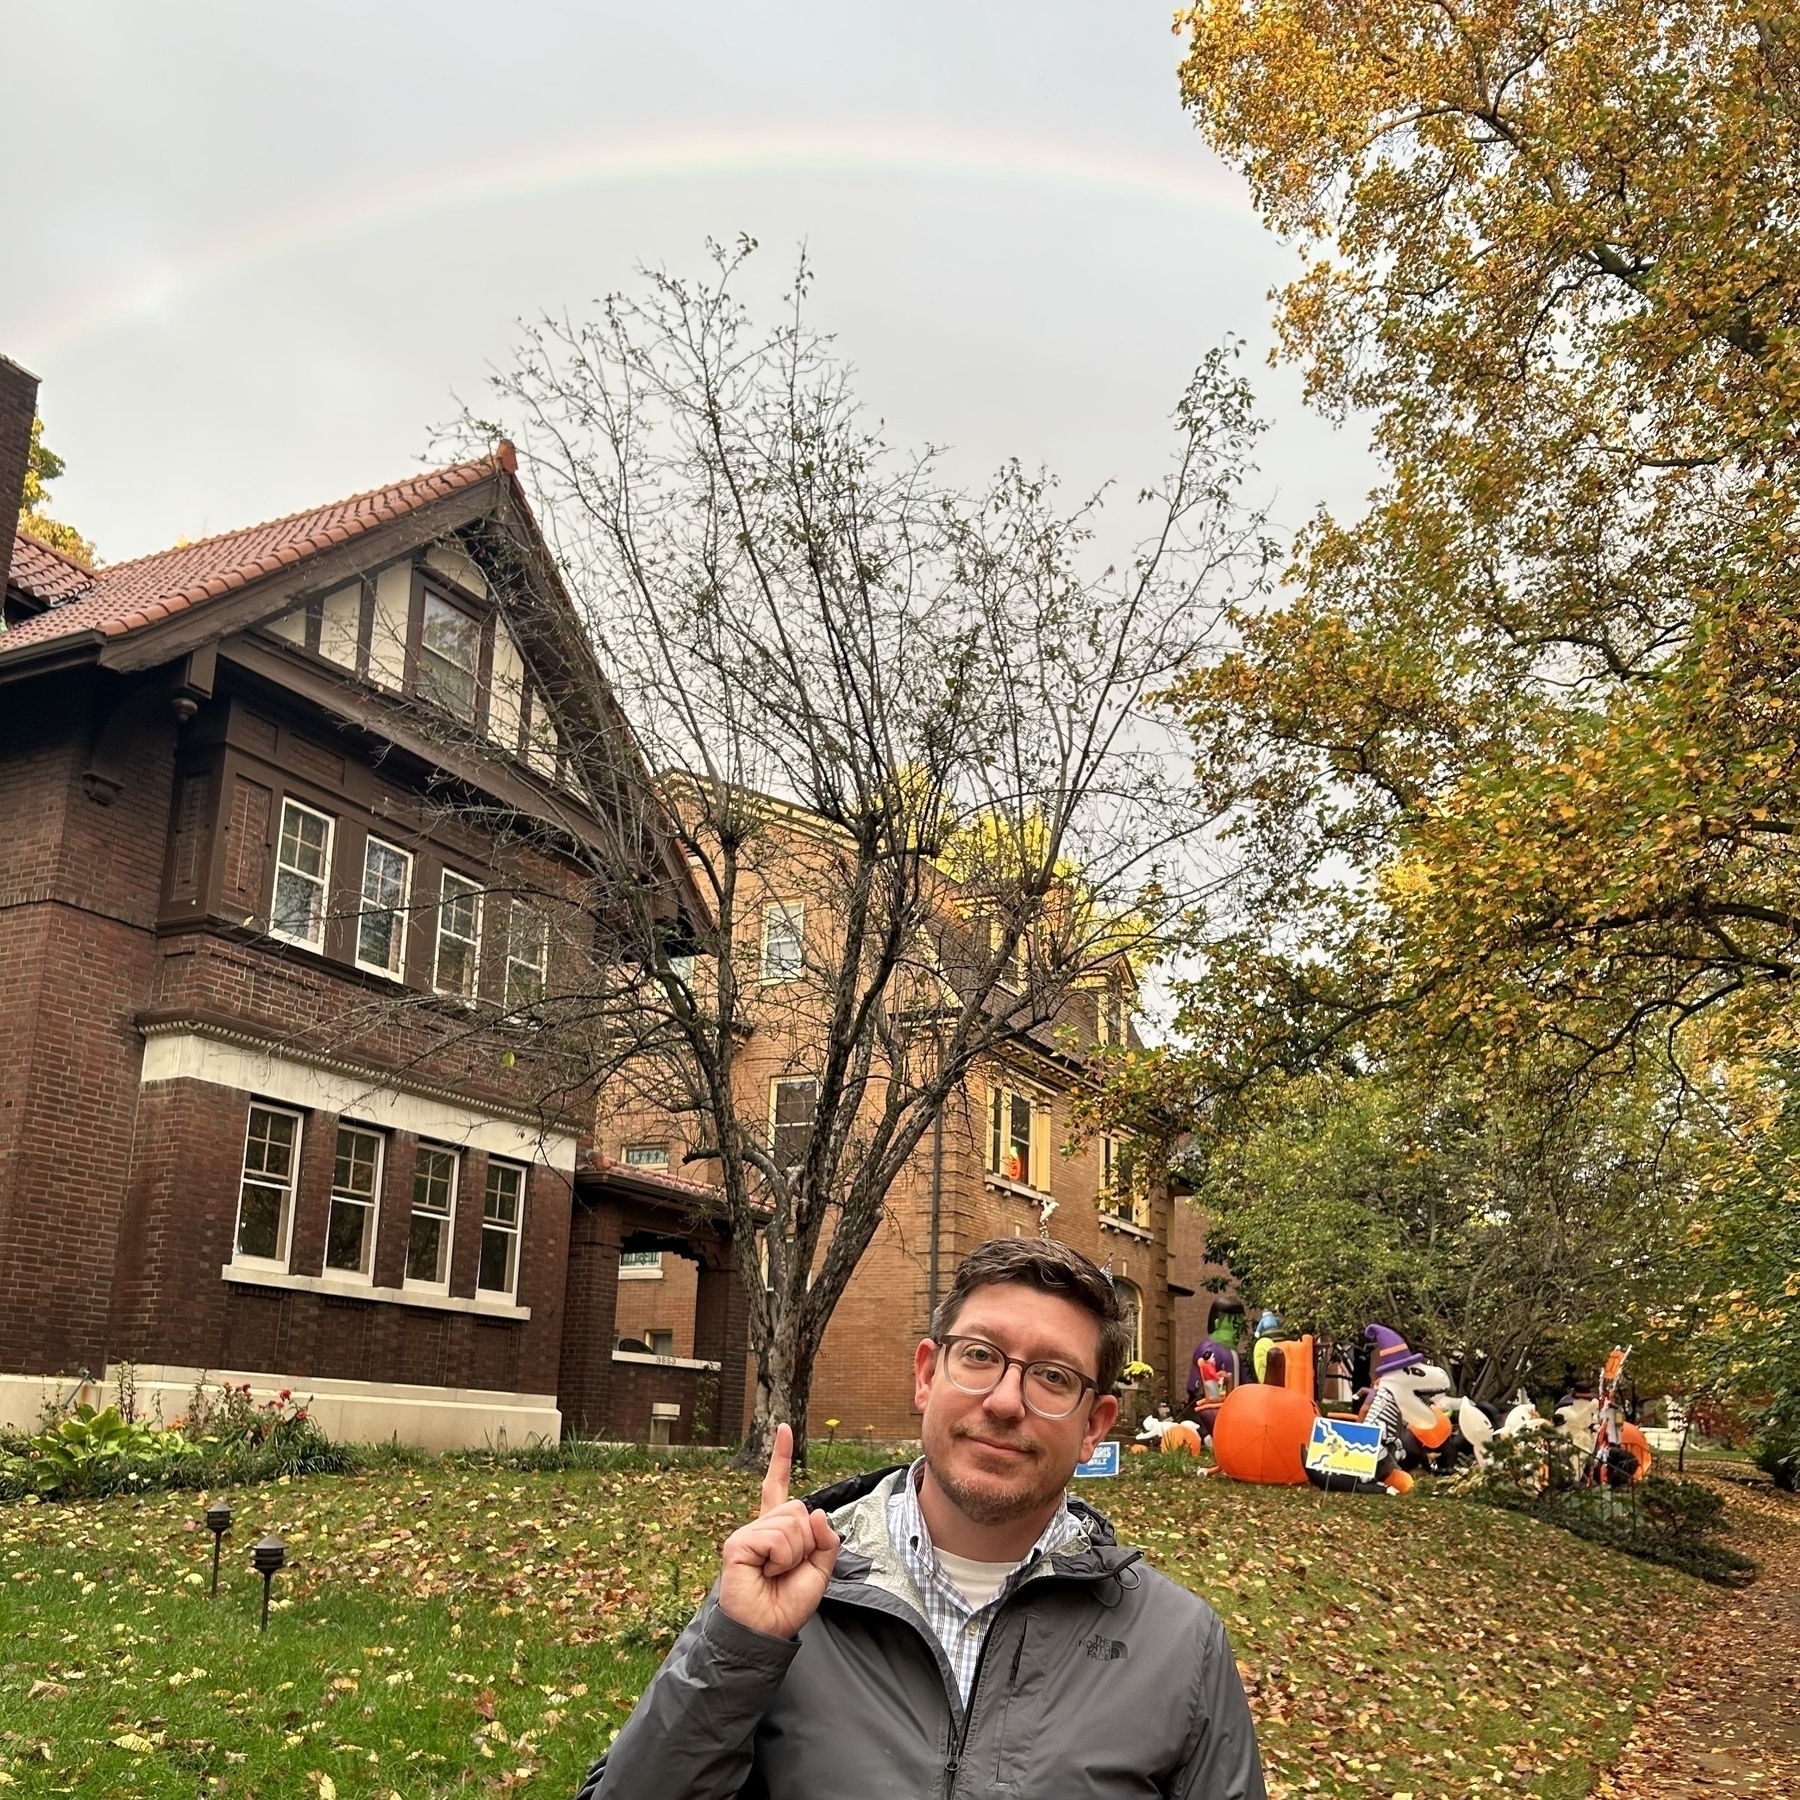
[460,242,1270,1462]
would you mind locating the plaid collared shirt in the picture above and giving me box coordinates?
[887,1458,1087,1706]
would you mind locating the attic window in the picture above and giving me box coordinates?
[420,591,480,721]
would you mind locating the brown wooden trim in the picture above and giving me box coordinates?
[96,480,504,675]
[221,637,613,856]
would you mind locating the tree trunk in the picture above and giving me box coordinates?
[733,1299,816,1474]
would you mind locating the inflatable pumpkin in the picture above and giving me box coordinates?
[1160,1421,1204,1458]
[1211,1381,1315,1485]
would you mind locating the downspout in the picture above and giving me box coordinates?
[928,1106,944,1321]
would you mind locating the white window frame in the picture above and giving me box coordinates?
[505,899,549,1009]
[233,1103,303,1271]
[404,1143,459,1292]
[478,1159,525,1299]
[1115,1278,1143,1364]
[418,587,482,722]
[434,870,484,1000]
[323,1123,384,1283]
[355,835,412,980]
[623,1144,670,1169]
[760,901,804,983]
[619,1248,664,1280]
[770,1076,818,1172]
[270,797,334,949]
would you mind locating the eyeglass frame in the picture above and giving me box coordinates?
[929,1334,1102,1419]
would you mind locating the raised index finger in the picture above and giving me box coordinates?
[759,1421,794,1515]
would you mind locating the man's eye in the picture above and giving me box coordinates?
[1035,1366,1077,1392]
[962,1344,1002,1365]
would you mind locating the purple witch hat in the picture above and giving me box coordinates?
[1365,1324,1421,1381]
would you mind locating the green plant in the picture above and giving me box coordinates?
[1455,1429,1755,1586]
[3,1404,202,1498]
[179,1380,313,1448]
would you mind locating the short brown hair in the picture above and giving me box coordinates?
[929,1238,1132,1394]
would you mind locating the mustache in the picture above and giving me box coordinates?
[952,1423,1041,1456]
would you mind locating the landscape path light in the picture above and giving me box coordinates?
[204,1501,232,1598]
[252,1536,286,1633]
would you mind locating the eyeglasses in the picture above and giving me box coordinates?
[933,1335,1099,1419]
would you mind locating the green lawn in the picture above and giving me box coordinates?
[0,1451,1715,1799]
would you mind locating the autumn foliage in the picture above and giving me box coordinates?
[1155,2,1800,1440]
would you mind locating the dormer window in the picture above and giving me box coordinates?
[419,590,481,721]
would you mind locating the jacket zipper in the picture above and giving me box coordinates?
[825,1549,1140,1800]
[945,1602,1026,1798]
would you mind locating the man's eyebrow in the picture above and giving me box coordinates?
[952,1330,1091,1369]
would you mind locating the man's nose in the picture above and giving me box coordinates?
[982,1362,1028,1420]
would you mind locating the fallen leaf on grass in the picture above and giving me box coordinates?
[27,1681,69,1700]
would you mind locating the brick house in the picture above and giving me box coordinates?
[595,801,1199,1443]
[0,355,758,1448]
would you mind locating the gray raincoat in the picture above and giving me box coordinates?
[578,1464,1266,1799]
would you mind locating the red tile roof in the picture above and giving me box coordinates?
[7,531,97,607]
[0,447,514,657]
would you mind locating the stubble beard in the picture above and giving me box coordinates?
[925,1418,1070,1525]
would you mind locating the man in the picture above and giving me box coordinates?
[580,1238,1266,1798]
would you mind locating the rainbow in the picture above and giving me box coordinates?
[19,124,1250,358]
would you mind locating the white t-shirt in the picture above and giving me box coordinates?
[934,1547,1020,1611]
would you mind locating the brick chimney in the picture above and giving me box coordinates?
[0,354,42,600]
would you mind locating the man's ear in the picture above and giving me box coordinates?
[1078,1392,1119,1461]
[914,1338,938,1414]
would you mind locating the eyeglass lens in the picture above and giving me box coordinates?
[943,1339,1087,1417]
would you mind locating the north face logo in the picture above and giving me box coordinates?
[1084,1634,1128,1661]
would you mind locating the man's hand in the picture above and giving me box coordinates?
[717,1423,841,1639]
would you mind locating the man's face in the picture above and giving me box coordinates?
[914,1281,1119,1527]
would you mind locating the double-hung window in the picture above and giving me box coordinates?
[235,1105,301,1266]
[771,1077,817,1172]
[986,1081,1043,1190]
[760,901,804,982]
[271,798,333,947]
[406,1145,457,1289]
[435,871,483,999]
[505,900,548,1008]
[419,591,481,721]
[325,1125,383,1279]
[1101,1134,1146,1224]
[479,1160,524,1297]
[356,836,412,978]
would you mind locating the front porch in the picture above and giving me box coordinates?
[556,1159,752,1447]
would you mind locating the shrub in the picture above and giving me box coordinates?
[1454,1427,1755,1586]
[0,1404,203,1498]
[1750,1391,1800,1492]
[179,1380,314,1448]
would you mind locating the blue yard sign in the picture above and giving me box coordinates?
[1075,1439,1121,1479]
[1303,1417,1383,1481]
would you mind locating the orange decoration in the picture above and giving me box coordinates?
[1128,1443,1150,1455]
[1411,1406,1453,1451]
[1619,1422,1653,1481]
[1160,1421,1204,1458]
[1211,1382,1316,1485]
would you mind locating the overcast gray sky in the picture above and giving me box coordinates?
[2,2,1372,566]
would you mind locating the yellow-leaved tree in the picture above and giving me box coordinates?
[1162,0,1800,1468]
[18,416,96,564]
